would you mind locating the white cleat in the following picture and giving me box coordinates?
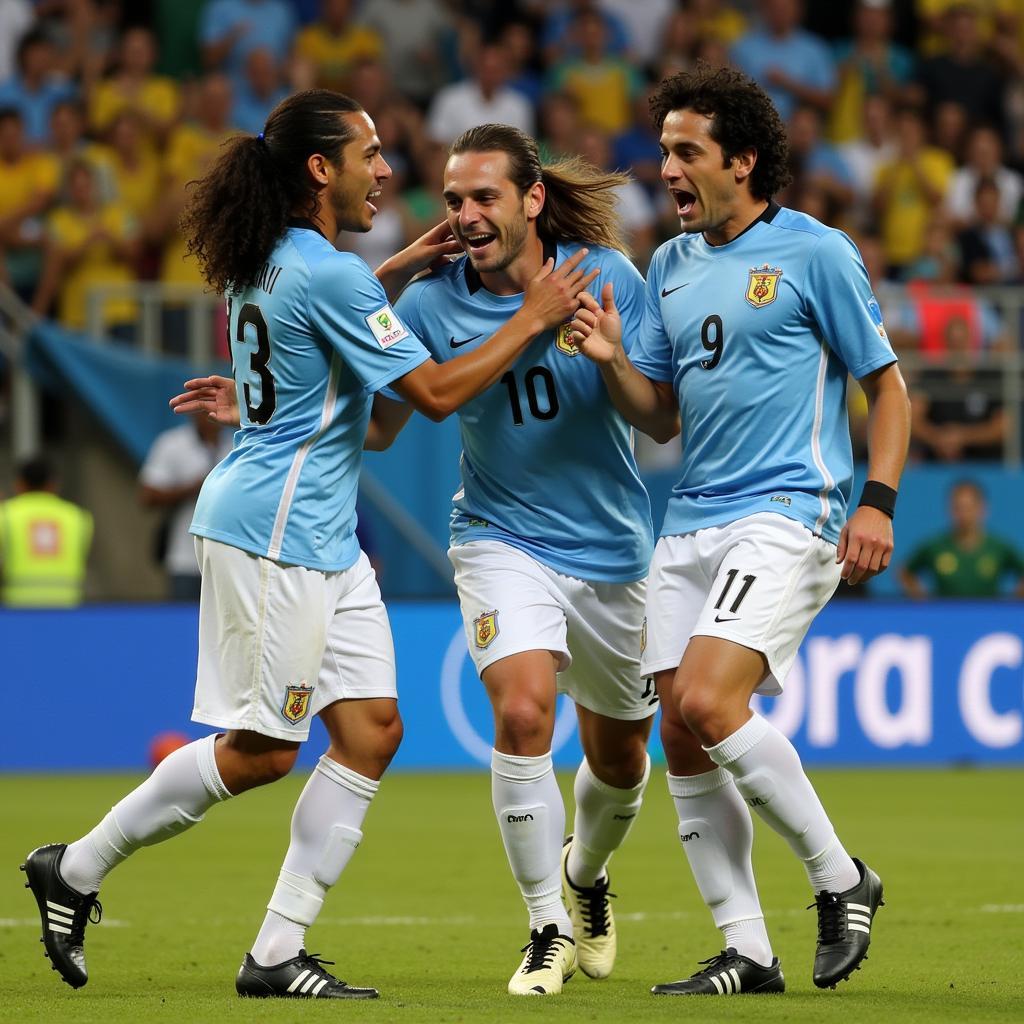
[561,836,616,979]
[507,923,577,995]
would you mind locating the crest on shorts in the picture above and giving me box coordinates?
[554,321,579,357]
[640,616,648,656]
[282,683,313,724]
[474,610,499,649]
[746,265,782,308]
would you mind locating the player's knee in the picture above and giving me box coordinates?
[257,746,300,784]
[677,685,722,745]
[374,706,404,764]
[587,733,649,788]
[495,696,552,754]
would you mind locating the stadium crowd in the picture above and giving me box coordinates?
[1,0,1022,467]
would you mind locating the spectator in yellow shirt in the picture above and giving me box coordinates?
[88,27,181,148]
[32,158,139,338]
[0,107,59,300]
[157,74,236,289]
[547,11,643,136]
[293,0,382,93]
[873,105,954,275]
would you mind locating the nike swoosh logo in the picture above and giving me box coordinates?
[661,283,690,297]
[449,334,482,349]
[714,615,740,623]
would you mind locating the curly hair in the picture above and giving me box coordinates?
[649,64,792,201]
[181,90,362,295]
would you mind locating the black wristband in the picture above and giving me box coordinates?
[858,480,897,519]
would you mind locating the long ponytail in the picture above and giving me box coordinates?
[450,124,631,256]
[181,89,363,294]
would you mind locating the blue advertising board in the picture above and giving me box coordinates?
[1,600,1021,770]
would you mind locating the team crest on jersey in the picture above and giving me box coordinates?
[746,265,783,308]
[282,683,313,724]
[554,321,579,356]
[474,610,499,649]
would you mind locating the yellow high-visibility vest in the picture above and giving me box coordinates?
[0,491,93,607]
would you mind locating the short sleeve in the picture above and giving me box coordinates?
[380,278,437,402]
[804,229,897,380]
[628,249,675,383]
[308,253,430,394]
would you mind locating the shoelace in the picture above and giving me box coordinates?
[68,895,102,946]
[692,950,739,976]
[577,879,616,938]
[809,892,845,944]
[299,952,347,987]
[520,935,560,974]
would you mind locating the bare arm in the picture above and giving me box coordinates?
[569,282,680,443]
[391,250,599,421]
[837,361,912,585]
[374,221,462,302]
[364,394,414,451]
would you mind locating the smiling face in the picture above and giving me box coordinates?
[659,107,755,238]
[327,110,391,233]
[442,150,542,275]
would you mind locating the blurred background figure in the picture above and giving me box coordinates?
[427,43,533,145]
[0,456,92,607]
[900,479,1024,597]
[31,157,139,339]
[138,411,231,602]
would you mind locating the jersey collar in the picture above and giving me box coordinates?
[702,200,780,248]
[464,236,559,295]
[287,217,327,239]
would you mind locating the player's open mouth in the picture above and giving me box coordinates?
[672,189,696,216]
[464,232,497,254]
[366,189,381,214]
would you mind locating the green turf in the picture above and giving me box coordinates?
[1,767,1021,1023]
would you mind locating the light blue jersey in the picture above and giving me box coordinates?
[631,203,896,545]
[395,240,653,583]
[192,221,431,571]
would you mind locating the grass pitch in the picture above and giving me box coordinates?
[1,767,1021,1023]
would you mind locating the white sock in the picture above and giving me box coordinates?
[249,755,378,967]
[60,735,230,895]
[705,715,860,894]
[667,768,773,967]
[491,749,571,935]
[567,754,650,887]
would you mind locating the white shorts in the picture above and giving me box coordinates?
[641,512,841,696]
[193,538,397,742]
[448,540,656,721]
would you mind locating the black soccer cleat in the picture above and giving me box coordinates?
[236,949,379,999]
[811,857,884,989]
[651,948,785,996]
[21,843,102,989]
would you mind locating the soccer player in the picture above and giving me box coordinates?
[174,124,659,998]
[569,65,911,995]
[392,125,657,995]
[21,90,596,1000]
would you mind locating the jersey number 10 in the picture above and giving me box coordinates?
[500,367,560,425]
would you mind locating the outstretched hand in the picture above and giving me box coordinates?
[569,281,622,364]
[169,375,240,427]
[521,247,600,332]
